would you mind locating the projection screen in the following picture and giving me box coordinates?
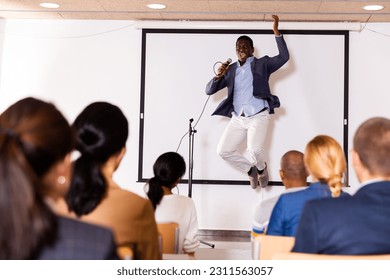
[138,29,349,186]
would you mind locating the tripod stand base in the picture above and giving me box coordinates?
[200,239,215,248]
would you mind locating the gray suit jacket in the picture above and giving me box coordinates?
[37,216,118,260]
[206,35,289,117]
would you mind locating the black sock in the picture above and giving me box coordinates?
[257,168,264,174]
[247,167,253,176]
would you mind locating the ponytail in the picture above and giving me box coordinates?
[146,152,186,210]
[305,135,346,199]
[327,173,343,198]
[66,101,128,216]
[0,133,56,259]
[0,97,73,259]
[66,154,106,216]
[146,177,164,210]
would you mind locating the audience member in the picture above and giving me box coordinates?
[251,150,308,237]
[64,102,160,260]
[146,152,200,255]
[293,117,390,255]
[0,97,117,259]
[266,135,349,236]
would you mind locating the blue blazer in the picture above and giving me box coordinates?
[266,182,349,237]
[205,35,289,117]
[37,216,118,260]
[293,181,390,255]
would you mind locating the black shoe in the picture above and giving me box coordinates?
[248,167,259,189]
[258,164,269,188]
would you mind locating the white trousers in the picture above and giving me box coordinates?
[217,110,270,174]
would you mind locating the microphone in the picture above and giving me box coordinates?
[223,58,232,66]
[216,58,232,80]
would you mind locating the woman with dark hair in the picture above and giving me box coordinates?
[0,97,117,259]
[146,152,200,254]
[64,102,160,260]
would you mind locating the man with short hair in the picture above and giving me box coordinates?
[251,150,308,237]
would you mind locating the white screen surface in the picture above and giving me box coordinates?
[139,30,348,185]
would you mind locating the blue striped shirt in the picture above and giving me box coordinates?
[232,56,268,117]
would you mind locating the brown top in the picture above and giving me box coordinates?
[57,185,160,260]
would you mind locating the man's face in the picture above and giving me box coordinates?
[236,39,254,63]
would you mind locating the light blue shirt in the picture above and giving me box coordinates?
[232,56,268,117]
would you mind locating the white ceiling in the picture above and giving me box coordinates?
[0,0,389,23]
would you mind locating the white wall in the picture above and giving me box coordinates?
[0,19,389,230]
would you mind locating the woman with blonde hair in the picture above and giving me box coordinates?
[304,135,346,198]
[266,135,349,236]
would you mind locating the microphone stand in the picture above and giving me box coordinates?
[188,118,195,198]
[188,118,215,249]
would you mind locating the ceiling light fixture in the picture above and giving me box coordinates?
[147,3,167,10]
[363,5,384,11]
[39,2,60,9]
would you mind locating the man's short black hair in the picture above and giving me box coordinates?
[236,35,254,48]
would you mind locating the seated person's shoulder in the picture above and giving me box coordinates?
[341,190,352,197]
[176,194,195,202]
[39,216,117,260]
[111,187,150,204]
[101,187,154,218]
[164,194,196,208]
[306,193,353,211]
[260,194,280,206]
[278,189,306,201]
[59,216,113,237]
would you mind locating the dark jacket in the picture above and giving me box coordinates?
[37,216,118,260]
[293,181,390,255]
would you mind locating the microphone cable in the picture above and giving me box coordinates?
[175,58,231,153]
[213,61,222,76]
[175,95,211,153]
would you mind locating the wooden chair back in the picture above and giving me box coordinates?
[157,222,180,254]
[117,244,136,260]
[253,235,295,260]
